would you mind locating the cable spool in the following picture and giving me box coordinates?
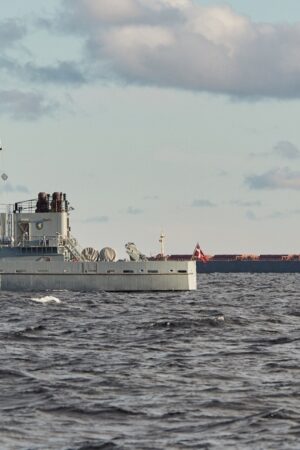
[125,242,148,261]
[81,247,99,262]
[99,247,116,262]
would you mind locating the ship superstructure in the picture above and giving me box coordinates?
[2,192,83,262]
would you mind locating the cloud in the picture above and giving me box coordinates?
[0,56,86,86]
[245,168,300,190]
[61,0,188,29]
[54,0,300,99]
[273,141,300,159]
[0,19,26,49]
[0,55,19,74]
[192,199,216,207]
[143,195,159,200]
[267,209,300,219]
[232,200,262,207]
[1,182,30,193]
[0,19,84,89]
[24,61,86,85]
[245,208,300,221]
[127,206,143,214]
[267,211,285,219]
[245,210,257,221]
[250,141,300,159]
[249,151,270,158]
[0,90,59,120]
[70,0,141,25]
[85,216,109,223]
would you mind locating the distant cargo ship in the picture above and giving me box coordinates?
[152,239,300,273]
[168,253,300,273]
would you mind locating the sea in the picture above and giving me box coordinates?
[1,274,299,450]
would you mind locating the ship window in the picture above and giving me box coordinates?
[178,270,187,273]
[169,269,174,272]
[140,269,144,272]
[16,269,26,273]
[107,270,115,273]
[123,270,134,273]
[148,270,159,273]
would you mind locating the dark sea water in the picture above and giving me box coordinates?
[1,274,300,450]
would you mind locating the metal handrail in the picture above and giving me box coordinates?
[10,230,86,261]
[15,235,60,247]
[60,233,85,261]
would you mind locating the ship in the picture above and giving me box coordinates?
[0,192,196,291]
[168,253,300,273]
[152,237,300,273]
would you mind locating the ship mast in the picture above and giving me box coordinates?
[159,231,166,257]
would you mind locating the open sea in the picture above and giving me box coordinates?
[0,274,300,450]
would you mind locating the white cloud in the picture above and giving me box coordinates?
[78,0,141,23]
[64,0,190,26]
[186,5,252,54]
[59,0,300,98]
[100,25,175,72]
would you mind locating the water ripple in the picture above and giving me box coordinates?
[0,274,300,449]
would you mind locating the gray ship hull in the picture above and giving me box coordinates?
[0,260,197,291]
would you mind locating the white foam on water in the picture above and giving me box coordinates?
[31,295,61,304]
[216,315,225,321]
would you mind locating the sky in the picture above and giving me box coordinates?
[1,0,300,257]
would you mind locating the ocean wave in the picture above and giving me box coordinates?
[30,295,61,304]
[1,273,300,450]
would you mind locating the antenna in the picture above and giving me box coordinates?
[159,231,166,257]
